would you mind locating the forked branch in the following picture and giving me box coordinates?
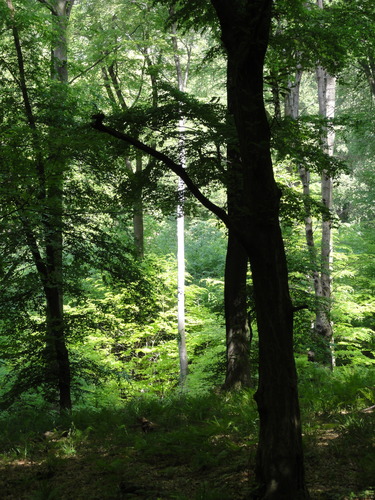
[91,113,233,230]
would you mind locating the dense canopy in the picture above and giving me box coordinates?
[0,0,374,498]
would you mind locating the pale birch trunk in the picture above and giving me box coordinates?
[177,172,188,384]
[284,69,317,263]
[171,21,189,384]
[315,63,336,368]
[285,70,321,316]
[133,152,144,259]
[284,69,302,120]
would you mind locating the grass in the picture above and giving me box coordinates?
[0,366,374,499]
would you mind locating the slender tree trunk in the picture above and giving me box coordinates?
[124,154,145,259]
[177,173,188,384]
[315,63,336,368]
[284,68,302,120]
[285,69,322,363]
[45,0,74,411]
[172,19,189,384]
[133,152,144,259]
[315,0,336,368]
[286,60,336,368]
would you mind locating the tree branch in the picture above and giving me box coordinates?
[36,0,57,15]
[107,62,128,110]
[91,114,233,230]
[69,53,112,85]
[7,0,46,200]
[0,57,21,86]
[292,304,309,313]
[17,212,48,285]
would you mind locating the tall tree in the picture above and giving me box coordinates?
[211,2,307,496]
[3,0,74,411]
[171,18,190,384]
[315,67,336,366]
[93,0,309,496]
[2,0,74,410]
[313,0,336,367]
[44,0,74,410]
[279,0,340,366]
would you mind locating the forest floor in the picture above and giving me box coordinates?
[0,401,374,500]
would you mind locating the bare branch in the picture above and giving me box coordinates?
[91,114,233,230]
[69,50,117,85]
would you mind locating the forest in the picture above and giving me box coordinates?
[0,0,374,498]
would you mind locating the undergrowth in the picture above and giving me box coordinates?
[0,366,374,499]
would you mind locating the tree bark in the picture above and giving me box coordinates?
[223,88,251,390]
[285,69,323,360]
[45,0,74,411]
[171,16,190,384]
[223,229,251,390]
[211,1,309,497]
[285,52,335,368]
[8,0,73,411]
[315,0,336,367]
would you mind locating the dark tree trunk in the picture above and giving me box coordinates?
[223,229,251,390]
[42,157,71,412]
[45,285,71,410]
[223,110,251,390]
[91,0,309,490]
[43,162,70,410]
[211,1,309,497]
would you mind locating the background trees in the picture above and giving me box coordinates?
[0,0,374,498]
